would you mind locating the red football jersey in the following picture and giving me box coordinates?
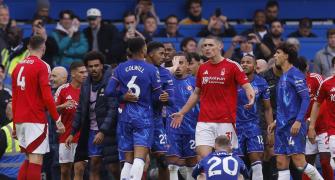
[12,55,59,124]
[306,73,327,134]
[316,76,335,135]
[55,83,81,143]
[196,59,248,123]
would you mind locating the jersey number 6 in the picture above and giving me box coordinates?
[127,76,140,97]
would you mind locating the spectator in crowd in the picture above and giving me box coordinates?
[162,42,176,68]
[180,37,197,53]
[142,16,158,41]
[22,18,58,68]
[265,0,279,25]
[158,15,183,38]
[51,10,88,69]
[288,18,317,38]
[241,10,268,40]
[84,8,124,65]
[0,64,11,127]
[180,0,208,25]
[198,13,236,38]
[224,35,264,63]
[314,28,335,77]
[121,11,144,42]
[256,59,268,73]
[1,26,28,88]
[67,51,119,180]
[135,0,160,24]
[33,0,54,24]
[255,20,284,59]
[0,4,16,53]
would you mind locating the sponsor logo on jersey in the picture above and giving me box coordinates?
[203,70,208,75]
[66,95,72,100]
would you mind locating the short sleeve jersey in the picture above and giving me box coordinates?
[167,75,199,134]
[196,59,248,123]
[54,83,81,143]
[237,75,270,124]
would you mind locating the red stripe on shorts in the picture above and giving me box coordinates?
[25,124,47,153]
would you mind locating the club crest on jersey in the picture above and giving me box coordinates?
[220,68,225,76]
[100,88,105,96]
[187,85,193,91]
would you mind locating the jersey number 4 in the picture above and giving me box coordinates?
[17,67,26,90]
[127,76,140,97]
[208,156,238,177]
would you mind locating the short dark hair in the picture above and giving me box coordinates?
[165,14,179,23]
[327,28,335,38]
[276,42,298,65]
[83,51,105,66]
[127,37,146,55]
[186,0,202,9]
[147,41,164,54]
[28,35,45,50]
[59,10,74,20]
[180,37,197,50]
[186,52,201,63]
[266,0,279,9]
[69,61,85,72]
[271,19,283,27]
[332,56,335,67]
[215,135,232,148]
[299,18,312,29]
[144,15,156,23]
[253,9,265,18]
[123,11,136,21]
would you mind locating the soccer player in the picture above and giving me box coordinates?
[166,54,199,180]
[105,37,162,180]
[192,135,249,180]
[171,36,255,159]
[146,41,173,180]
[12,35,65,180]
[294,58,334,180]
[237,55,274,180]
[268,43,323,180]
[308,65,335,172]
[186,52,203,76]
[55,62,87,180]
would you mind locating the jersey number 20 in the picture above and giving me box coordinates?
[17,67,26,90]
[208,156,238,177]
[127,76,140,97]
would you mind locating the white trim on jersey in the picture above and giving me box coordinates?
[316,76,334,95]
[226,59,244,72]
[310,73,323,85]
[54,83,70,102]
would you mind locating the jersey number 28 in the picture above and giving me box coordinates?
[127,76,140,97]
[208,156,238,177]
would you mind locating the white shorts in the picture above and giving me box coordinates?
[329,135,335,158]
[195,122,238,149]
[59,143,78,163]
[16,123,49,154]
[305,132,330,155]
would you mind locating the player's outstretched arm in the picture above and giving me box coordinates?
[170,87,200,128]
[308,102,321,144]
[242,83,255,109]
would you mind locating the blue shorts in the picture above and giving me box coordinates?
[275,123,307,155]
[167,133,196,158]
[117,121,154,152]
[88,130,104,157]
[118,151,125,162]
[152,117,168,153]
[236,122,264,156]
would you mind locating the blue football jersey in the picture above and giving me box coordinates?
[106,60,162,125]
[167,75,199,134]
[192,151,249,180]
[153,66,174,118]
[237,75,270,124]
[276,67,310,129]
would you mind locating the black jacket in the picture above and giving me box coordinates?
[72,65,118,163]
[83,23,123,65]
